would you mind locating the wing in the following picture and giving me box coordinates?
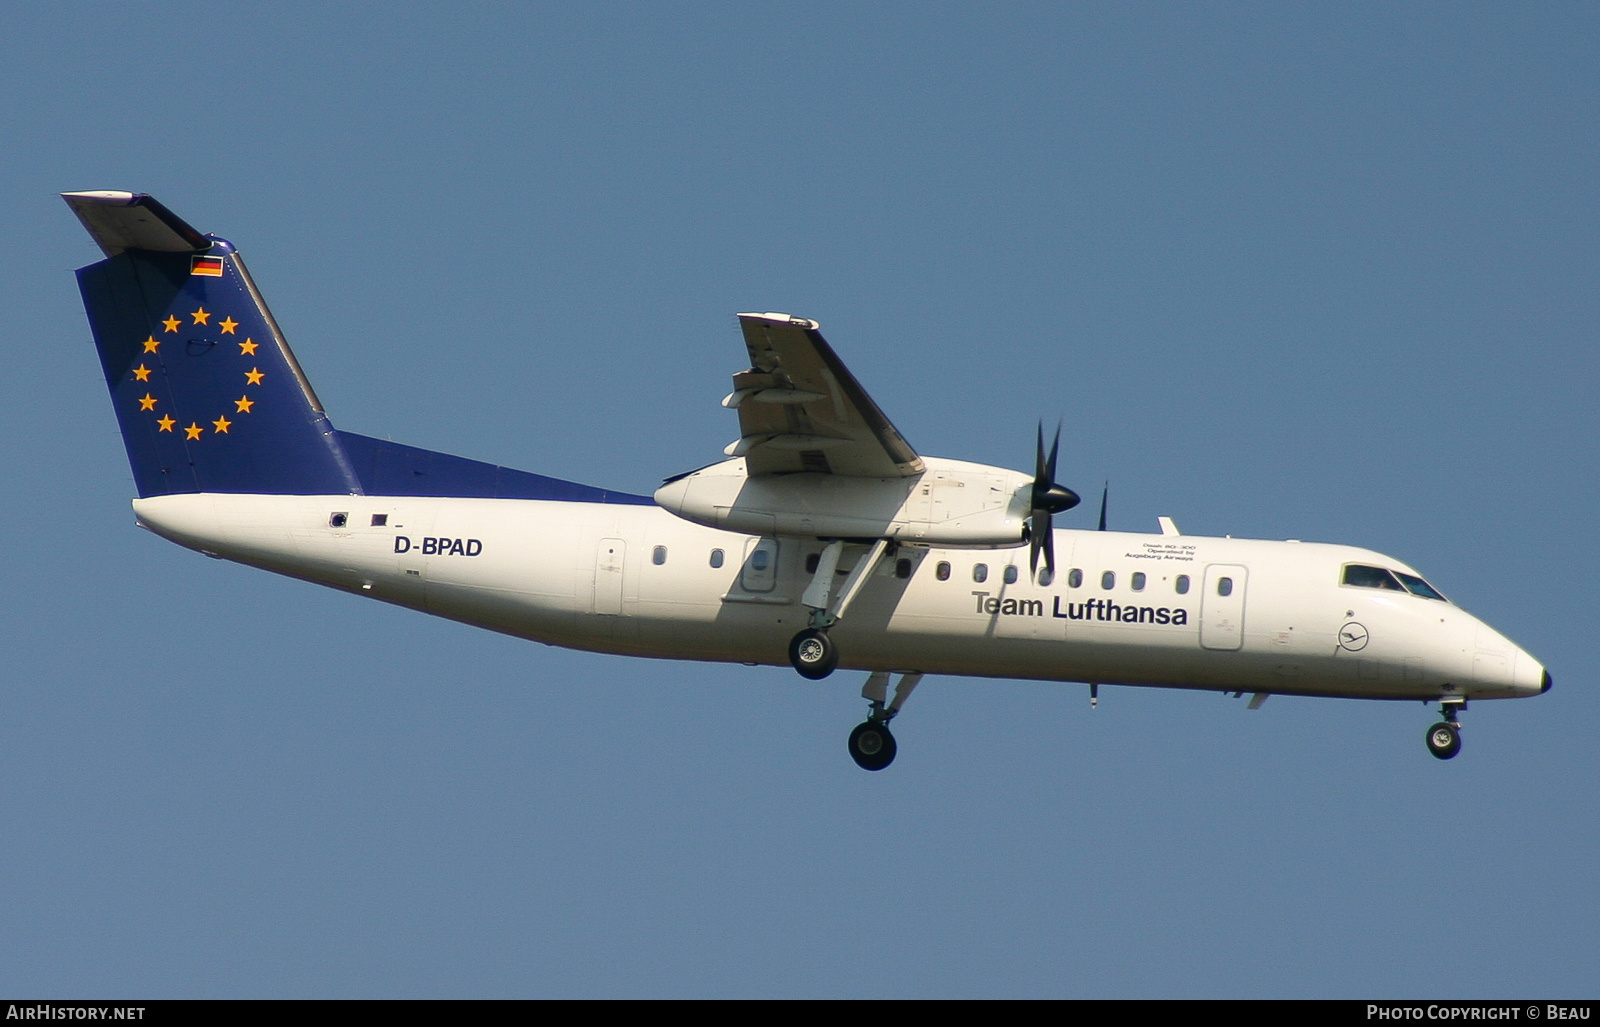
[724,313,924,478]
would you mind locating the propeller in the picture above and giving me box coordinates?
[1027,423,1081,576]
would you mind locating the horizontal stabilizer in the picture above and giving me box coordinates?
[62,191,208,257]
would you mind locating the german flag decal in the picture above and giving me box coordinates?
[191,254,225,277]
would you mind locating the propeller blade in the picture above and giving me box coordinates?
[1027,419,1079,577]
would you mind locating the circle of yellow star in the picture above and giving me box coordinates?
[244,367,264,385]
[143,336,160,353]
[184,423,203,440]
[212,415,232,434]
[239,338,259,356]
[137,393,157,411]
[133,364,151,382]
[191,307,211,325]
[219,317,238,334]
[157,415,175,432]
[162,316,181,333]
[234,395,255,413]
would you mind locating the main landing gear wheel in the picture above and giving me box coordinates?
[848,720,897,771]
[1426,721,1462,760]
[789,628,838,680]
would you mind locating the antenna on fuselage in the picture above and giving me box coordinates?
[1097,482,1108,531]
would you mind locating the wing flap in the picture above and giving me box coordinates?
[732,313,923,477]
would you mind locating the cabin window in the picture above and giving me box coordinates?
[710,548,725,568]
[973,564,988,583]
[1342,564,1406,592]
[936,561,951,581]
[370,514,388,527]
[1003,565,1018,584]
[1101,570,1115,590]
[1131,572,1146,591]
[1038,568,1053,586]
[329,512,347,528]
[652,545,667,566]
[895,558,912,579]
[1217,576,1233,597]
[1175,575,1190,594]
[1067,568,1083,588]
[751,550,769,571]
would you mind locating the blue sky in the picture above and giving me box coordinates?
[2,2,1595,997]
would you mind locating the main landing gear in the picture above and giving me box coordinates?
[847,671,923,771]
[789,628,837,680]
[1426,699,1465,760]
[786,538,890,680]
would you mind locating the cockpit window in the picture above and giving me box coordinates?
[1394,571,1448,602]
[1342,564,1406,591]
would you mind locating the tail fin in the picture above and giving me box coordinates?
[65,191,361,497]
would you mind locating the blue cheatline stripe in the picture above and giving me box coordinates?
[335,431,653,504]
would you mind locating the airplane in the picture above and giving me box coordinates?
[63,190,1550,770]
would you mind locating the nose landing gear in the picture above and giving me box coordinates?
[1426,699,1465,760]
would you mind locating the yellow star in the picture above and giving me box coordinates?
[234,395,255,413]
[212,415,232,434]
[191,307,210,325]
[239,338,259,356]
[162,316,181,333]
[219,317,238,334]
[184,423,203,440]
[143,336,160,353]
[137,393,157,411]
[157,415,175,432]
[132,364,151,381]
[244,367,264,385]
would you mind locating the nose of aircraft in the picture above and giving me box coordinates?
[1515,649,1550,697]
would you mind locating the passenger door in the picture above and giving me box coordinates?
[594,538,626,615]
[1200,563,1248,650]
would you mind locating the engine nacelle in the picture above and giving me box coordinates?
[654,456,1034,546]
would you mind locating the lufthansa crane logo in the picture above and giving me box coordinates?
[1338,622,1370,652]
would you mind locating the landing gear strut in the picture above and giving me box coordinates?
[1426,699,1465,760]
[847,671,922,771]
[787,538,890,680]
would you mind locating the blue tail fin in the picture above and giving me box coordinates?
[66,191,361,497]
[68,191,654,506]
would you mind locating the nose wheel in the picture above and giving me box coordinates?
[1425,699,1465,760]
[1426,721,1461,760]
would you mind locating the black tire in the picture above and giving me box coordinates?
[789,628,838,680]
[1425,721,1461,760]
[848,721,897,771]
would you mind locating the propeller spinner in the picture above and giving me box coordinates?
[1028,423,1081,576]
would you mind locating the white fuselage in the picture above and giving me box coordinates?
[131,492,1546,703]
